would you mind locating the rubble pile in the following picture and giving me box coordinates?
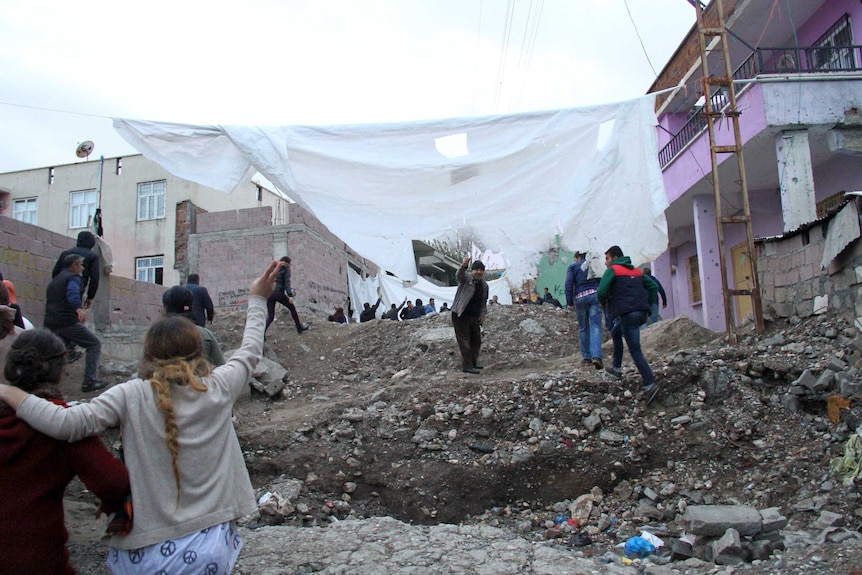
[64,303,862,573]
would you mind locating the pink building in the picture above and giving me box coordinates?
[651,0,862,330]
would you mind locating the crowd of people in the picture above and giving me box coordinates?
[0,238,665,573]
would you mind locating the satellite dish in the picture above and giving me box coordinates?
[75,140,95,159]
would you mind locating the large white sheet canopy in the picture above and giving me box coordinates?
[114,95,668,284]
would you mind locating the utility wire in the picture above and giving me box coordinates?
[493,0,516,113]
[622,0,658,77]
[511,0,544,112]
[472,0,484,116]
[0,100,112,119]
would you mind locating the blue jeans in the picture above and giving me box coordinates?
[610,311,655,387]
[648,302,661,324]
[575,293,603,360]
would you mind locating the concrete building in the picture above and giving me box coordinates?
[0,153,291,286]
[650,0,862,330]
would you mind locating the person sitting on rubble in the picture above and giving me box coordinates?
[360,296,382,322]
[0,261,282,574]
[400,300,415,320]
[382,298,407,320]
[410,298,427,319]
[328,307,348,323]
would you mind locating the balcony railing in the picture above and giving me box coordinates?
[658,45,862,168]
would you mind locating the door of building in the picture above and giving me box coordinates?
[732,242,753,325]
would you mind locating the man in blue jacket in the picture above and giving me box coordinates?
[597,246,660,405]
[565,251,603,370]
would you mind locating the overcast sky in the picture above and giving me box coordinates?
[0,0,696,173]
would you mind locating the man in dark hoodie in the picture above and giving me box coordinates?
[52,230,100,306]
[597,245,660,405]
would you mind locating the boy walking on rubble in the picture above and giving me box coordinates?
[597,246,660,405]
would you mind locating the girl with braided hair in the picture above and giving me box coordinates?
[0,328,130,575]
[0,261,282,575]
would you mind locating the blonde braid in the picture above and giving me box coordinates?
[148,356,211,507]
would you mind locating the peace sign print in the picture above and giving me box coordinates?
[160,540,177,556]
[126,548,144,564]
[183,550,198,564]
[204,563,219,575]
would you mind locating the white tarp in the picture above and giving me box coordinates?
[114,95,668,284]
[347,267,512,323]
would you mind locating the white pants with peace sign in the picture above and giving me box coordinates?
[107,521,242,575]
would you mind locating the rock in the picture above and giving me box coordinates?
[583,412,602,433]
[250,356,288,397]
[684,505,763,537]
[816,510,844,527]
[794,369,818,392]
[713,528,746,565]
[759,507,788,532]
[599,430,625,444]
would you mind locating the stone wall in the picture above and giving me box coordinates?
[757,204,862,322]
[0,216,166,330]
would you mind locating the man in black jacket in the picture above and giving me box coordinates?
[360,296,382,322]
[52,231,100,306]
[186,273,215,328]
[451,257,489,374]
[44,254,106,393]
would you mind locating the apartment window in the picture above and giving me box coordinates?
[13,198,38,224]
[688,255,702,304]
[811,14,855,71]
[137,180,166,221]
[136,255,164,285]
[69,189,97,229]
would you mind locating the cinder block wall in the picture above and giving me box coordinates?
[757,210,862,321]
[0,216,166,329]
[188,205,378,320]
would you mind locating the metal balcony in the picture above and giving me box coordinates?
[658,45,862,168]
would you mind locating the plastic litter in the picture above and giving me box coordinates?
[624,535,656,558]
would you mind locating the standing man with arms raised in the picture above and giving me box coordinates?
[451,257,489,375]
[597,245,660,405]
[565,251,603,370]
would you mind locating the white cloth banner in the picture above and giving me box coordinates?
[115,95,668,284]
[347,268,513,323]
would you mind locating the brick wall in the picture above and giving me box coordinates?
[174,200,207,281]
[197,206,273,234]
[188,204,378,320]
[0,216,166,330]
[757,206,862,320]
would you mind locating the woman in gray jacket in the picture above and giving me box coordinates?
[0,261,282,575]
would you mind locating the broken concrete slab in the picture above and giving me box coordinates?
[684,505,762,537]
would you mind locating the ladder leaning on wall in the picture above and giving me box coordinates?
[688,0,765,342]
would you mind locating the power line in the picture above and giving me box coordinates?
[493,0,516,113]
[622,0,658,78]
[0,100,112,119]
